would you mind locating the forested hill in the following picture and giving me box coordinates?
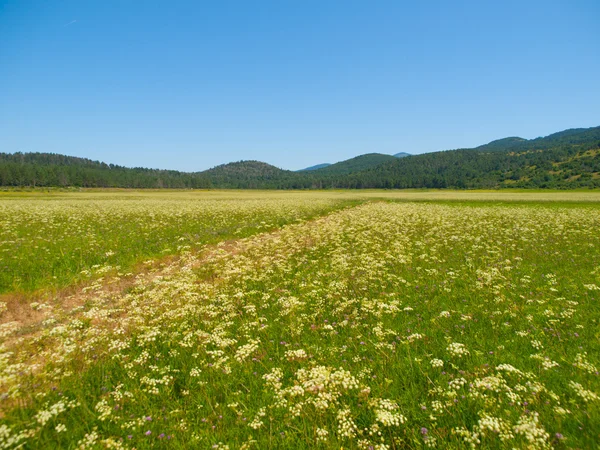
[1,125,599,189]
[332,126,600,189]
[201,161,303,189]
[0,152,212,188]
[309,153,398,175]
[298,163,331,172]
[475,128,600,152]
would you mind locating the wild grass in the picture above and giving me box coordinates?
[0,191,599,449]
[0,190,361,294]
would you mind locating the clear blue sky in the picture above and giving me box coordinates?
[1,1,599,171]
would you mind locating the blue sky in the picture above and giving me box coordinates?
[1,1,599,171]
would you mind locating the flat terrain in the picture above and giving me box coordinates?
[0,190,599,449]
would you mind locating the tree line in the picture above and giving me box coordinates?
[1,127,599,190]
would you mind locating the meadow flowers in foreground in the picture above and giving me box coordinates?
[0,196,599,449]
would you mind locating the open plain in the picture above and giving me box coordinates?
[0,190,599,449]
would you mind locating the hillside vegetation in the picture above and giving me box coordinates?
[201,161,301,189]
[1,126,599,189]
[0,153,211,189]
[298,163,332,172]
[310,153,398,175]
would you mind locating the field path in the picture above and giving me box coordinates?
[0,202,363,411]
[0,197,364,334]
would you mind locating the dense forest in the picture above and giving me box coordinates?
[308,153,399,175]
[2,126,599,189]
[0,153,212,189]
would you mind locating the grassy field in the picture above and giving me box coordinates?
[0,190,362,294]
[0,190,599,449]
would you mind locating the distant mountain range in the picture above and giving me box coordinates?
[1,126,599,189]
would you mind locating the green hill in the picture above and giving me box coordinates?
[298,163,331,172]
[476,127,600,152]
[0,152,211,188]
[1,126,599,190]
[475,137,527,152]
[200,161,306,189]
[311,153,398,175]
[341,126,600,189]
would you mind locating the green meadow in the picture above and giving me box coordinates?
[0,190,599,449]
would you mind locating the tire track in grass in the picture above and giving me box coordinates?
[0,202,368,414]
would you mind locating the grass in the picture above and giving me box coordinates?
[0,190,363,294]
[0,190,599,449]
